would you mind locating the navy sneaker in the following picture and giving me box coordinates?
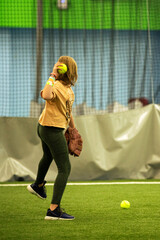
[27,181,47,200]
[45,206,75,220]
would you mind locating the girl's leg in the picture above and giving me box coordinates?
[46,132,71,207]
[51,150,71,206]
[35,123,53,185]
[35,139,53,185]
[37,124,71,208]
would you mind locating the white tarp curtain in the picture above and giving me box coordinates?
[0,104,160,182]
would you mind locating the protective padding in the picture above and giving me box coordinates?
[0,104,160,181]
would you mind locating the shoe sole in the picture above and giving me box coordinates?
[27,185,46,200]
[44,216,75,221]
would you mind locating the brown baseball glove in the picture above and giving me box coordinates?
[64,127,83,157]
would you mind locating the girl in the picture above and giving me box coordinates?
[27,56,78,220]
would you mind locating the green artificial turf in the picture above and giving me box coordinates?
[0,182,160,240]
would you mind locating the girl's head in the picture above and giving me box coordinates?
[58,56,78,86]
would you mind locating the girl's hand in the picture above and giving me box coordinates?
[51,62,63,79]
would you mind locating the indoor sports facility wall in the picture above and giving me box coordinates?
[0,0,160,181]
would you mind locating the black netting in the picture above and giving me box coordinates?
[0,0,160,117]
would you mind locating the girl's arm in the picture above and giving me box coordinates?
[69,114,75,128]
[41,77,55,100]
[41,62,63,100]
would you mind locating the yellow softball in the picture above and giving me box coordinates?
[58,63,67,74]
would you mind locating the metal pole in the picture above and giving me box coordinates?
[146,0,154,104]
[36,0,43,101]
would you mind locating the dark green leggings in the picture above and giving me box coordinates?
[35,123,71,205]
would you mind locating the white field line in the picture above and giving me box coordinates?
[0,182,160,187]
